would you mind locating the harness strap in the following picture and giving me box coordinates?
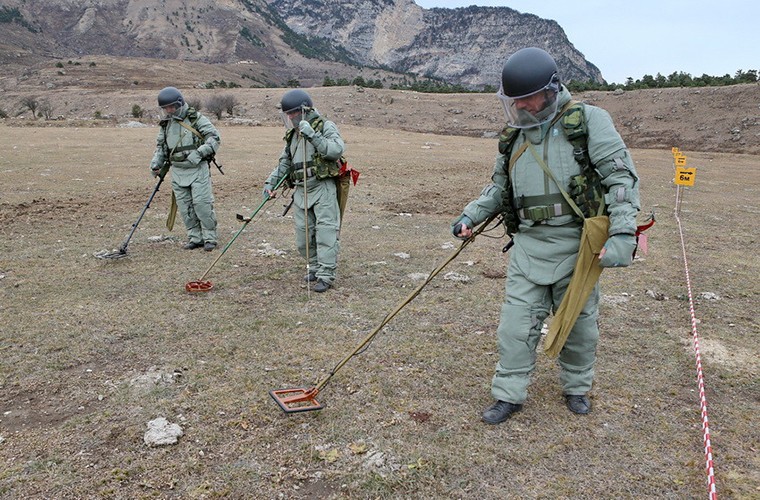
[516,193,574,221]
[528,142,586,220]
[164,110,205,165]
[178,119,204,141]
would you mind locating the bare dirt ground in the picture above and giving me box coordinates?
[1,85,759,498]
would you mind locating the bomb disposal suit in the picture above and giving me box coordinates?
[149,87,221,248]
[453,48,640,419]
[264,89,345,289]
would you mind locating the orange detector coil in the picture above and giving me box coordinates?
[185,280,214,293]
[269,387,324,413]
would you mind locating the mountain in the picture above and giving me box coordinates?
[269,0,602,87]
[0,0,602,89]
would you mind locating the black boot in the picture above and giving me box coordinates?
[183,241,204,250]
[314,279,332,293]
[565,394,591,414]
[481,400,523,425]
[304,272,317,282]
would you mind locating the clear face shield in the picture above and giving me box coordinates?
[497,79,560,129]
[280,107,304,130]
[160,101,183,119]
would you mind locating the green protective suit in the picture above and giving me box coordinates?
[150,104,221,245]
[455,86,640,404]
[264,110,345,285]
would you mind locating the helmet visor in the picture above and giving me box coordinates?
[280,107,303,130]
[160,102,183,119]
[497,82,559,129]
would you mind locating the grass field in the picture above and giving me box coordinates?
[1,123,758,498]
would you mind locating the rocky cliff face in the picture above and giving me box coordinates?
[269,0,603,87]
[1,0,283,63]
[0,0,602,88]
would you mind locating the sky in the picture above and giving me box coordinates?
[414,0,759,84]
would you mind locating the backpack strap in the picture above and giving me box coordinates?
[162,108,205,154]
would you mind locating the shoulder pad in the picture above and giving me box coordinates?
[310,116,325,132]
[561,102,587,142]
[498,126,519,155]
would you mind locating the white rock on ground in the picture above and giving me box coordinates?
[144,417,183,447]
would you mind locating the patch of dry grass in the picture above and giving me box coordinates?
[1,124,758,498]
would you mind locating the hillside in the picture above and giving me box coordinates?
[0,58,758,156]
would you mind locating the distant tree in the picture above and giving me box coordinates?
[735,69,758,83]
[21,96,39,118]
[323,76,335,86]
[38,99,54,120]
[221,94,237,116]
[286,78,300,88]
[205,94,236,119]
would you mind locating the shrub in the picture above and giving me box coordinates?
[21,96,39,118]
[39,100,54,120]
[205,94,237,120]
[187,98,202,111]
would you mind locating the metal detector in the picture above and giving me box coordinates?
[269,215,506,413]
[97,175,165,260]
[184,175,288,292]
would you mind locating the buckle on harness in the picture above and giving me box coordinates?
[290,166,315,182]
[519,203,568,222]
[523,206,551,221]
[572,147,588,165]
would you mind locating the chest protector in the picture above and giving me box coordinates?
[497,102,604,233]
[285,116,342,181]
[161,107,203,162]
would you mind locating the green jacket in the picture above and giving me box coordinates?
[150,104,221,183]
[265,110,345,190]
[458,86,640,283]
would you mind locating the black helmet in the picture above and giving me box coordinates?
[280,89,313,113]
[157,86,184,108]
[501,47,559,98]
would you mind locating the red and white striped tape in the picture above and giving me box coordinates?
[674,206,718,499]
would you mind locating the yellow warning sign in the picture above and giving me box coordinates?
[675,167,696,186]
[675,155,687,166]
[671,147,680,156]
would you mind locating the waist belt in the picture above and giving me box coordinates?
[289,163,316,181]
[517,193,573,222]
[170,145,197,163]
